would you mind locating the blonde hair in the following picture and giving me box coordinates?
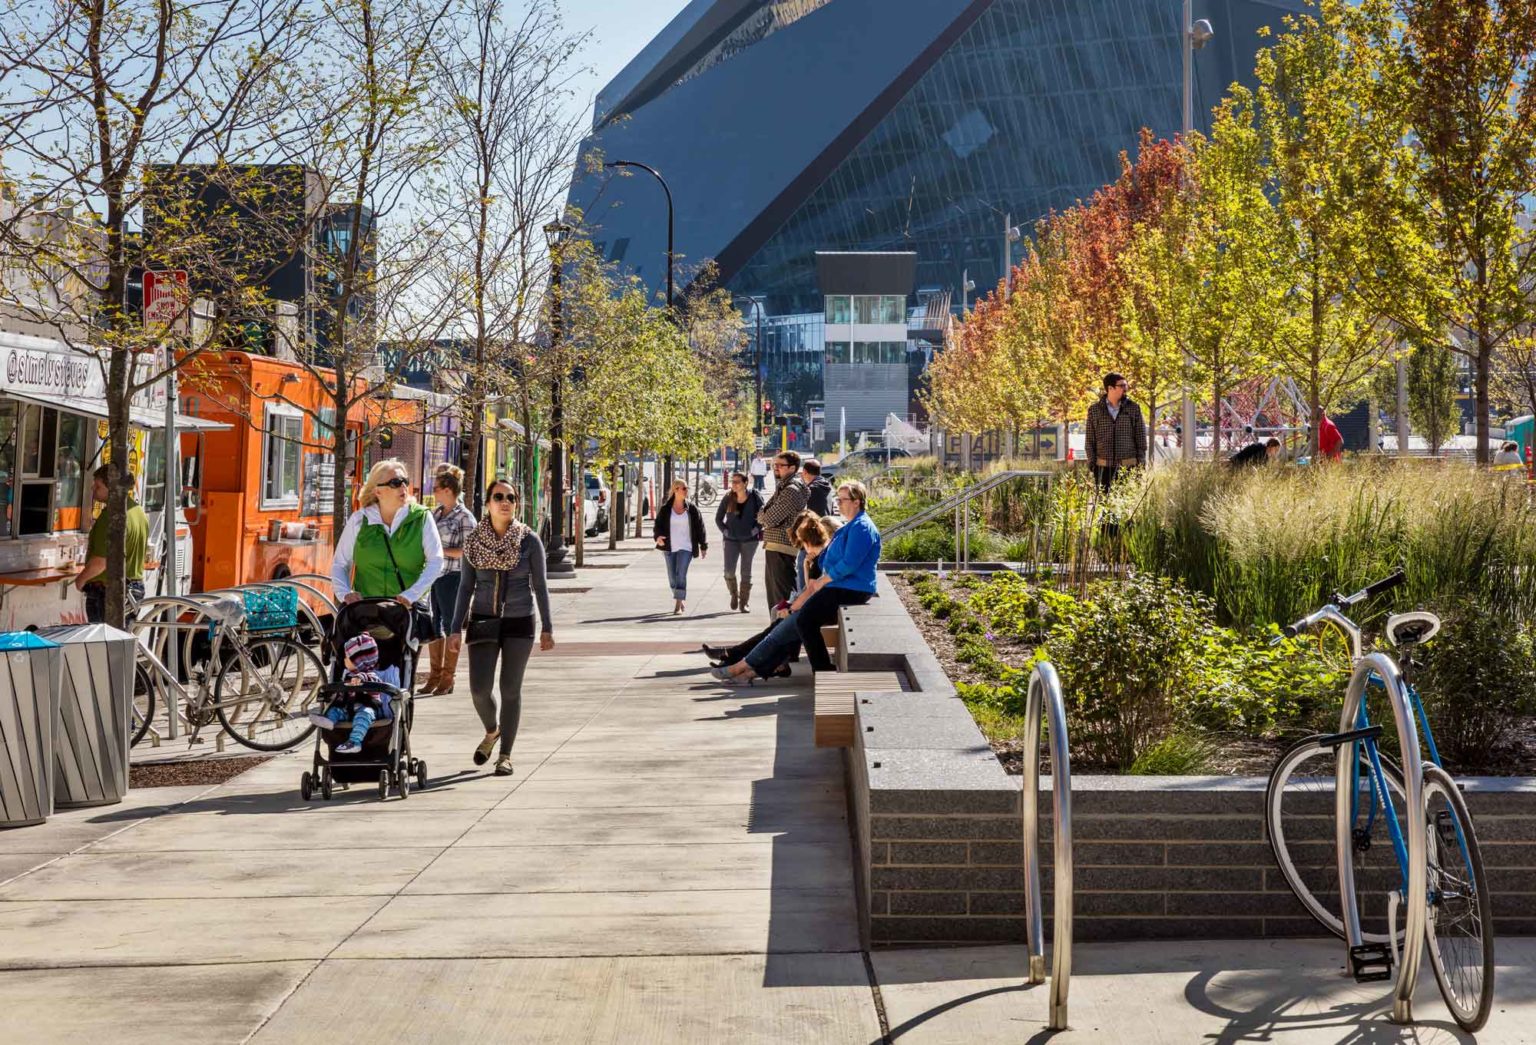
[360,458,410,509]
[670,478,690,500]
[837,480,868,511]
[817,516,844,541]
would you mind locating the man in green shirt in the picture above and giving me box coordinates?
[75,463,149,623]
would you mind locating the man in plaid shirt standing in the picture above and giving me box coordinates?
[1084,372,1147,492]
[757,450,808,617]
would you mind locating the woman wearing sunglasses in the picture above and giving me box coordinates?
[449,478,554,776]
[330,459,444,638]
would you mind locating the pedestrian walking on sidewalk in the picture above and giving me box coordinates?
[758,451,808,617]
[1084,372,1147,493]
[330,459,444,648]
[654,479,708,614]
[715,471,762,613]
[794,481,881,672]
[450,478,554,777]
[422,465,476,695]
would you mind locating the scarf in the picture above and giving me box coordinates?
[463,518,531,572]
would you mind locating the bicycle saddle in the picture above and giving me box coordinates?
[1385,611,1439,648]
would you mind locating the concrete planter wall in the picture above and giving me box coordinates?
[842,576,1536,945]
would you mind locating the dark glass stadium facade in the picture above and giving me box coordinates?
[568,0,1303,421]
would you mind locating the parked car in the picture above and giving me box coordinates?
[583,472,610,535]
[823,445,912,479]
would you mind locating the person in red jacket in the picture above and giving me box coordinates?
[1317,413,1343,461]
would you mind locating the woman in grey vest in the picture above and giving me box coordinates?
[449,478,554,776]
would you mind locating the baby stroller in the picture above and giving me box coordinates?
[299,598,428,801]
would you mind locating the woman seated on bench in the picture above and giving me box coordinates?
[792,480,880,672]
[707,513,839,685]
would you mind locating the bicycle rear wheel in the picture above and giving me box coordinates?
[213,635,324,751]
[1422,765,1494,1031]
[131,660,156,747]
[1265,734,1407,942]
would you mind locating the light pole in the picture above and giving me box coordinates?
[605,160,675,491]
[1180,2,1214,460]
[1003,215,1022,299]
[604,160,674,310]
[741,294,765,444]
[961,271,976,315]
[543,219,575,574]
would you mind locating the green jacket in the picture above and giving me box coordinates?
[352,503,430,598]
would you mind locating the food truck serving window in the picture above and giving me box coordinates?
[0,400,93,538]
[262,405,303,509]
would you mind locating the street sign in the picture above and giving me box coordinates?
[143,270,190,334]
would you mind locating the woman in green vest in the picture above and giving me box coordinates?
[330,459,445,639]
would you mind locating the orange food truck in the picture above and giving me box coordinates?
[179,352,366,591]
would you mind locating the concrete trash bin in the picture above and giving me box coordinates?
[38,624,135,809]
[0,632,63,827]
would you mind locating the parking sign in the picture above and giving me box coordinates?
[143,270,189,333]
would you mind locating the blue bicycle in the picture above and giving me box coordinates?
[1264,570,1494,1032]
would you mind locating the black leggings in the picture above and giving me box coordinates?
[467,615,535,757]
[794,587,873,671]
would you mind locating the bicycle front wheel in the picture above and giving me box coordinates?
[1265,734,1407,942]
[213,635,324,751]
[1423,764,1494,1031]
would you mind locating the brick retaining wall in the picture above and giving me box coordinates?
[841,576,1536,946]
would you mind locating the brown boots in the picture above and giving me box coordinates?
[737,580,751,614]
[725,575,739,611]
[420,638,461,695]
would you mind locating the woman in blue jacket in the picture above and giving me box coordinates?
[793,480,881,670]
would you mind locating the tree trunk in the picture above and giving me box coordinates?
[463,398,483,515]
[104,344,132,629]
[573,449,585,567]
[608,459,620,550]
[331,381,351,546]
[1476,339,1492,466]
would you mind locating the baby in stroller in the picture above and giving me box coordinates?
[309,633,401,753]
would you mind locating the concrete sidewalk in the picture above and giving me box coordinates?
[3,542,1532,1043]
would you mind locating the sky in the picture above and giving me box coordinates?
[561,0,691,128]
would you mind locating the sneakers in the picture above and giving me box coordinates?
[473,730,499,766]
[309,712,335,730]
[336,741,361,754]
[494,754,514,776]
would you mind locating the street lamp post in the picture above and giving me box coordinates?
[1003,215,1022,299]
[742,294,765,439]
[1180,2,1214,461]
[605,160,676,490]
[543,219,575,574]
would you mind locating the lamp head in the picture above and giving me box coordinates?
[543,220,574,247]
[1190,18,1214,49]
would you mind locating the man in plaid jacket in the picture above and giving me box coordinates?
[1084,372,1147,492]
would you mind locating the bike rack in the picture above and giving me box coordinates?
[1336,651,1427,1025]
[1021,660,1074,1031]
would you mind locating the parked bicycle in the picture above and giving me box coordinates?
[1264,570,1493,1031]
[131,588,326,752]
[694,474,719,507]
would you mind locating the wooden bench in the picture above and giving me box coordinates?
[814,670,909,748]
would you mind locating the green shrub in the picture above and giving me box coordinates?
[882,523,1002,563]
[1182,628,1348,736]
[1037,574,1211,770]
[1414,599,1536,768]
[1129,732,1218,775]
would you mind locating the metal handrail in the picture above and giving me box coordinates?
[882,470,1054,541]
[1337,652,1426,1025]
[1021,660,1073,1031]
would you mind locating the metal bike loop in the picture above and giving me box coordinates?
[1336,651,1426,1024]
[1021,660,1074,1031]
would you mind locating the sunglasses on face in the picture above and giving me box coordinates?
[380,477,409,489]
[489,492,515,504]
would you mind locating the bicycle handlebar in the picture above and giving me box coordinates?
[1279,569,1405,639]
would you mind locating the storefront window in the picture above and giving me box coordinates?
[262,407,303,508]
[0,400,15,538]
[824,295,850,324]
[54,412,88,531]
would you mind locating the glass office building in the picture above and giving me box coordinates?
[568,0,1302,425]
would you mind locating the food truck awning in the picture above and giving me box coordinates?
[0,388,231,431]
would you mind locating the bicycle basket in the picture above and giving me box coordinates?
[241,586,298,631]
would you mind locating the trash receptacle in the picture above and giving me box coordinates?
[38,624,135,809]
[0,631,62,828]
